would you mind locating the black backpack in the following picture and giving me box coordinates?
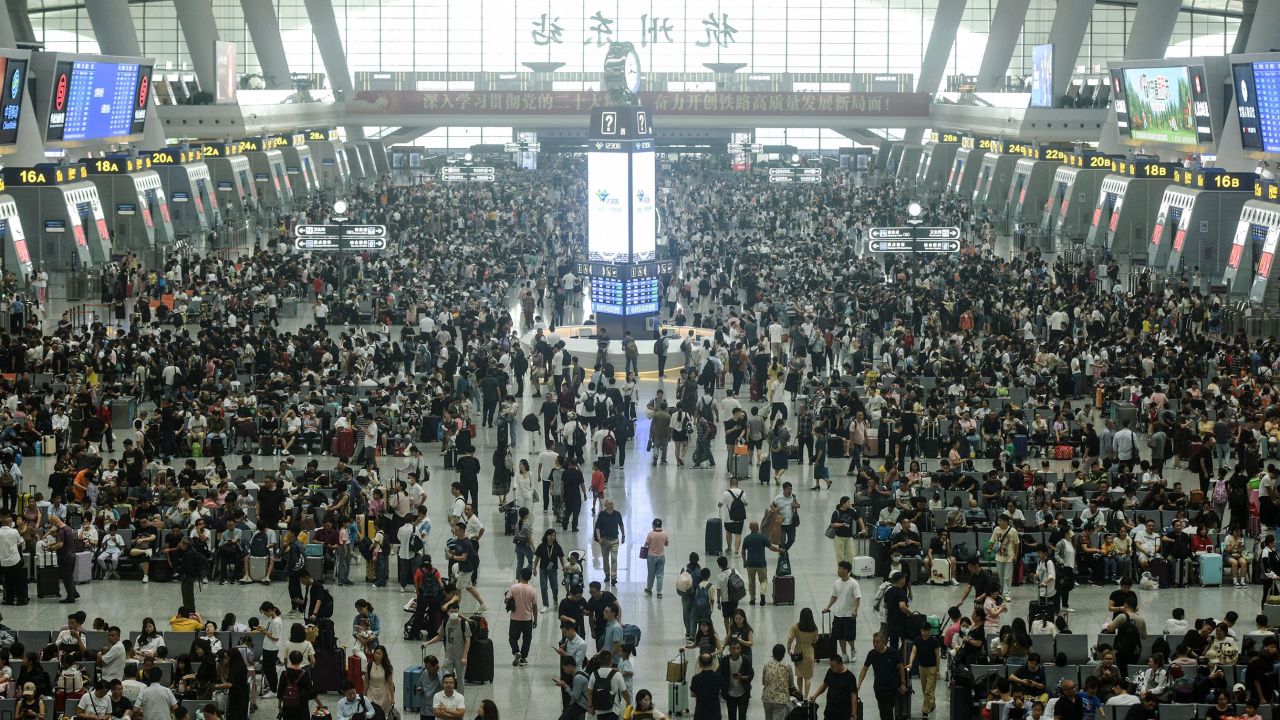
[728,491,747,522]
[591,669,618,712]
[1115,615,1140,657]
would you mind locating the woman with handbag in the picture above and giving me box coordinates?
[364,646,397,720]
[785,609,818,697]
[642,519,669,598]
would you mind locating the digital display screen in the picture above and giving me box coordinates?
[1030,44,1054,108]
[171,191,189,202]
[1111,70,1130,132]
[217,180,233,191]
[1121,66,1211,146]
[1234,61,1280,153]
[591,278,624,316]
[215,40,236,104]
[46,59,151,142]
[630,151,656,263]
[587,151,631,263]
[0,58,26,145]
[625,277,660,315]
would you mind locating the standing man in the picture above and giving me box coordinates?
[881,572,911,652]
[906,619,942,718]
[829,496,864,567]
[718,639,754,720]
[771,483,801,551]
[654,333,668,379]
[622,332,639,378]
[594,500,625,586]
[856,633,907,720]
[808,654,857,720]
[47,515,78,604]
[586,650,630,720]
[0,513,26,605]
[176,537,200,611]
[740,521,778,607]
[993,514,1020,597]
[822,561,862,659]
[504,567,539,667]
[456,447,482,513]
[648,404,671,466]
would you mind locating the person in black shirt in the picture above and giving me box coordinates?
[958,559,1000,606]
[299,571,333,622]
[689,652,724,720]
[585,582,619,650]
[1053,680,1084,720]
[1010,653,1047,695]
[256,477,286,532]
[1245,638,1279,706]
[557,584,589,638]
[855,634,905,720]
[907,622,942,718]
[810,654,857,720]
[455,448,482,513]
[881,572,910,651]
[560,460,586,532]
[1120,694,1159,720]
[1108,579,1138,613]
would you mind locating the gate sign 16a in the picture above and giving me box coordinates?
[867,225,961,253]
[294,224,388,251]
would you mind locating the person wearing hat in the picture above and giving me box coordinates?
[16,682,42,720]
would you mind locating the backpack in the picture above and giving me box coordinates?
[280,669,303,709]
[0,466,13,488]
[693,583,711,614]
[591,669,619,712]
[408,529,424,554]
[288,542,305,573]
[726,570,747,604]
[953,542,974,563]
[1114,615,1140,656]
[872,581,892,613]
[521,413,540,432]
[572,424,587,448]
[418,567,442,602]
[584,396,596,413]
[249,532,270,558]
[675,569,694,595]
[727,490,747,522]
[601,433,617,457]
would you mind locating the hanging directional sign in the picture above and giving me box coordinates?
[768,167,822,183]
[439,166,496,182]
[293,223,388,251]
[868,225,961,253]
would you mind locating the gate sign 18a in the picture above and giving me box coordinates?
[294,224,388,251]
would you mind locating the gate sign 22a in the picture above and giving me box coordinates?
[294,224,388,251]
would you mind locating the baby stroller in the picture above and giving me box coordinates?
[563,550,585,593]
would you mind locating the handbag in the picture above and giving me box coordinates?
[790,652,803,663]
[824,525,837,539]
[666,651,687,682]
[639,544,649,560]
[532,489,540,503]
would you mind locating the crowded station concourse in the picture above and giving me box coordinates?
[3,2,1280,720]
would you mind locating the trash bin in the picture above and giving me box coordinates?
[110,397,136,430]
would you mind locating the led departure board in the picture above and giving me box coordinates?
[1233,61,1280,154]
[46,59,151,142]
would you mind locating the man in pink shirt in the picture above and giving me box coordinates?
[505,567,540,666]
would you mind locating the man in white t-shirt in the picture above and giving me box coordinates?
[96,627,127,682]
[1105,680,1142,712]
[137,671,177,720]
[77,682,113,720]
[822,561,862,658]
[432,674,465,719]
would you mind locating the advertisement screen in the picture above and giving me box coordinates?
[215,41,237,103]
[46,59,151,142]
[0,58,25,145]
[1030,44,1054,108]
[630,151,655,263]
[1234,61,1280,153]
[587,151,631,263]
[1122,67,1198,145]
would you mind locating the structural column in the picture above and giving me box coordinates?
[173,0,221,96]
[303,0,362,139]
[903,0,968,144]
[975,0,1031,92]
[86,0,167,149]
[6,0,35,46]
[1046,0,1095,100]
[238,0,293,89]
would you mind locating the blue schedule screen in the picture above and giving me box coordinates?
[1235,61,1280,153]
[46,59,150,142]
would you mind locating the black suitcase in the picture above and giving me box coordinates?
[920,436,940,459]
[786,699,818,720]
[37,565,60,599]
[705,518,723,556]
[872,540,891,578]
[313,647,345,693]
[259,434,273,456]
[502,503,518,536]
[1028,600,1055,623]
[826,435,847,459]
[1150,557,1172,588]
[758,459,771,485]
[464,637,494,684]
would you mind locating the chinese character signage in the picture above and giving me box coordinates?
[353,90,930,118]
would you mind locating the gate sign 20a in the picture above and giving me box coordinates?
[868,226,961,253]
[294,224,388,251]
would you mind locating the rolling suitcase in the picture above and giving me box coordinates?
[772,574,795,605]
[852,556,876,578]
[1199,552,1223,586]
[305,555,323,581]
[74,551,92,583]
[729,454,749,480]
[37,551,60,598]
[826,435,847,459]
[895,684,913,718]
[758,459,771,485]
[705,518,723,556]
[866,429,880,457]
[402,665,424,712]
[920,436,940,459]
[668,680,690,716]
[928,558,951,585]
[331,428,355,458]
[464,637,494,684]
[346,654,365,693]
[1150,556,1172,588]
[312,647,346,693]
[1028,599,1055,624]
[248,555,270,582]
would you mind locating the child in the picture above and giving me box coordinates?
[590,462,607,513]
[563,551,584,593]
[1242,701,1263,720]
[1166,608,1189,635]
[1079,677,1103,720]
[617,643,636,700]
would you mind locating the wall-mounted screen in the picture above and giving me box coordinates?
[1111,70,1131,133]
[1121,66,1209,146]
[0,57,26,145]
[630,151,655,263]
[1233,60,1280,153]
[46,59,152,142]
[1030,44,1054,108]
[214,40,236,104]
